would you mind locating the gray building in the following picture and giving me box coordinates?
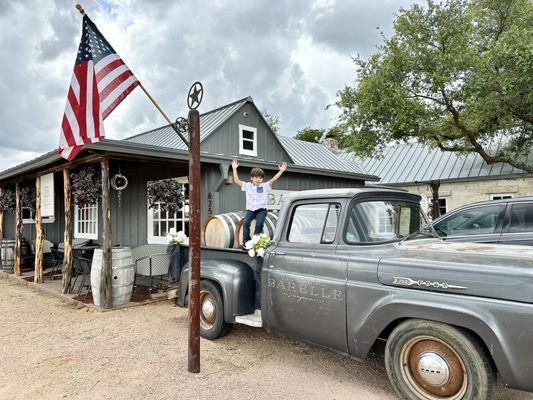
[0,97,377,249]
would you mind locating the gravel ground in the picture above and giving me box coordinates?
[1,277,532,400]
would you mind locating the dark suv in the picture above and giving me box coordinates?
[431,197,533,246]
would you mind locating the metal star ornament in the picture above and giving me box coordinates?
[187,81,203,110]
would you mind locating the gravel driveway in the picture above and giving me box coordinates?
[1,277,531,400]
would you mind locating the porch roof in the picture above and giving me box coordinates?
[0,138,379,184]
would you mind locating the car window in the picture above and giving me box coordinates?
[288,203,340,244]
[434,205,503,237]
[345,200,425,244]
[509,203,533,233]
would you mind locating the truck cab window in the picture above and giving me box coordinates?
[345,200,425,244]
[288,203,340,244]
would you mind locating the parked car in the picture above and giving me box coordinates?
[177,188,533,400]
[431,197,533,245]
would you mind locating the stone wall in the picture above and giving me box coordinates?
[400,176,533,215]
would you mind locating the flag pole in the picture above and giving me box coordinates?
[74,4,189,147]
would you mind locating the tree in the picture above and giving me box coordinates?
[294,127,325,143]
[261,108,281,135]
[336,0,533,173]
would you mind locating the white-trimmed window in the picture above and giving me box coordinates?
[147,184,189,244]
[491,194,513,200]
[239,124,257,156]
[74,203,98,240]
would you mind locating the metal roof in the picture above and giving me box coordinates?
[337,142,531,185]
[277,136,365,174]
[126,97,250,150]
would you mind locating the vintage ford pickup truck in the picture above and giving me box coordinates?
[176,188,533,400]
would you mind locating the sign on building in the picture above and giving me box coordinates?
[268,189,294,211]
[41,173,55,218]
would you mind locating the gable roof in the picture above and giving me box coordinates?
[126,96,370,176]
[338,142,530,185]
[126,97,250,150]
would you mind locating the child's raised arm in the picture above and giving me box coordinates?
[231,159,243,187]
[267,162,287,187]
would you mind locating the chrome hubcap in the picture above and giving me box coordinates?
[199,290,216,330]
[417,352,451,387]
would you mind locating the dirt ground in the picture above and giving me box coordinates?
[1,277,532,400]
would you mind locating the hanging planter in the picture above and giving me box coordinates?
[21,185,36,212]
[0,188,16,212]
[146,179,185,214]
[71,167,101,206]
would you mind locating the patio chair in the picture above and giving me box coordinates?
[131,244,170,294]
[70,256,92,297]
[49,248,64,280]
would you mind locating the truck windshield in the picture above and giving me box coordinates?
[345,200,434,244]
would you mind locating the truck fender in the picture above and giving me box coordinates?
[353,301,516,389]
[178,259,255,323]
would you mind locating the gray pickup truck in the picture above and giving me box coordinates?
[176,188,533,400]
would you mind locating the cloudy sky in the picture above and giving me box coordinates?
[0,0,423,171]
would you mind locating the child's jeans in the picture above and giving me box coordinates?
[243,208,267,243]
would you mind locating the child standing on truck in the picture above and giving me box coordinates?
[231,159,287,247]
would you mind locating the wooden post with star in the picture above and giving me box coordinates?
[187,82,203,373]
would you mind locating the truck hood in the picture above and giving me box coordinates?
[377,240,533,303]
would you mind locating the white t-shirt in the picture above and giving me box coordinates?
[242,182,270,211]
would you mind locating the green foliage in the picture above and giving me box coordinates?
[336,0,533,173]
[261,108,281,134]
[146,179,185,214]
[294,127,325,143]
[71,167,101,207]
[0,188,16,212]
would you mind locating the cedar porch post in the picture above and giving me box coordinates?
[0,188,4,241]
[14,182,22,276]
[34,177,44,283]
[62,169,73,293]
[99,158,112,308]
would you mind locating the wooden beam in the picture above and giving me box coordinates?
[1,154,106,186]
[0,187,4,241]
[99,158,112,308]
[34,177,44,283]
[62,169,73,294]
[14,182,22,276]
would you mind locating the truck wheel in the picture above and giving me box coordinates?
[199,280,232,340]
[385,319,495,400]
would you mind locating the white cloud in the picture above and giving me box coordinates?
[0,0,422,172]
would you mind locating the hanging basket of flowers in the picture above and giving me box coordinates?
[20,185,36,212]
[71,167,101,206]
[0,188,16,212]
[146,179,185,214]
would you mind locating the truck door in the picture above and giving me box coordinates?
[266,201,348,353]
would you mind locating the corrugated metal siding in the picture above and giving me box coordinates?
[342,142,529,184]
[126,99,249,150]
[277,136,364,174]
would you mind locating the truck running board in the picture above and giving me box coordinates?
[235,309,263,327]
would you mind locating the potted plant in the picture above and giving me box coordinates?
[166,228,189,286]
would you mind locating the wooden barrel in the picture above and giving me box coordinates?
[0,239,15,272]
[91,247,135,308]
[202,212,245,248]
[235,211,278,248]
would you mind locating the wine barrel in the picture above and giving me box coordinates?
[0,239,15,272]
[202,212,245,248]
[235,211,278,248]
[91,247,135,308]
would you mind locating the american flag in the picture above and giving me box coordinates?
[59,15,139,160]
